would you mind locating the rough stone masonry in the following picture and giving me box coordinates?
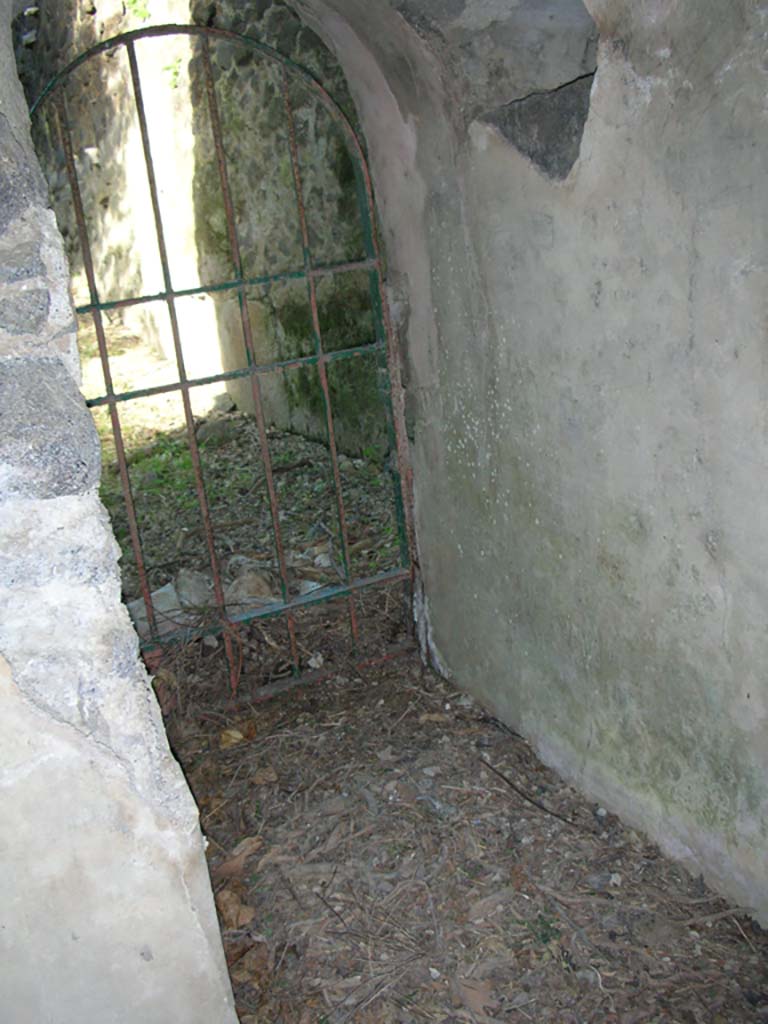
[0,1,238,1019]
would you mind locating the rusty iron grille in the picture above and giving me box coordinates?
[31,24,414,692]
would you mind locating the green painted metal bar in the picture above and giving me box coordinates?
[30,23,355,119]
[140,566,410,652]
[73,257,378,316]
[84,340,384,408]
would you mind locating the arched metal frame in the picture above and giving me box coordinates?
[32,24,415,692]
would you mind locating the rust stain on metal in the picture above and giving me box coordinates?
[127,40,239,690]
[281,65,359,643]
[201,35,299,680]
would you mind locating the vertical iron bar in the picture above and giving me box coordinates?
[281,67,359,643]
[126,39,239,690]
[372,263,416,631]
[200,36,300,674]
[54,90,159,642]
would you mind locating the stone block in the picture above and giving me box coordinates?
[0,356,100,499]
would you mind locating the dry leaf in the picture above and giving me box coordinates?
[223,934,253,968]
[321,820,347,854]
[213,835,264,880]
[256,847,297,871]
[455,976,499,1017]
[231,834,264,858]
[419,712,450,723]
[219,727,245,750]
[215,888,256,929]
[151,668,178,715]
[467,886,517,923]
[230,937,271,986]
[252,764,278,785]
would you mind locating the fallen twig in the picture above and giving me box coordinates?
[683,907,753,928]
[479,758,582,830]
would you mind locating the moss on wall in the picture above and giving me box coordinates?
[188,1,384,453]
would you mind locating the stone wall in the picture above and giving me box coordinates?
[0,0,238,1018]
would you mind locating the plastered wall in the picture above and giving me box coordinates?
[296,0,768,921]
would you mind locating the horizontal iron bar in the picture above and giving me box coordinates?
[140,566,410,651]
[84,339,383,408]
[74,258,378,315]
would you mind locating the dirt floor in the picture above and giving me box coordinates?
[161,648,768,1024]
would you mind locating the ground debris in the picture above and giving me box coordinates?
[162,658,768,1023]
